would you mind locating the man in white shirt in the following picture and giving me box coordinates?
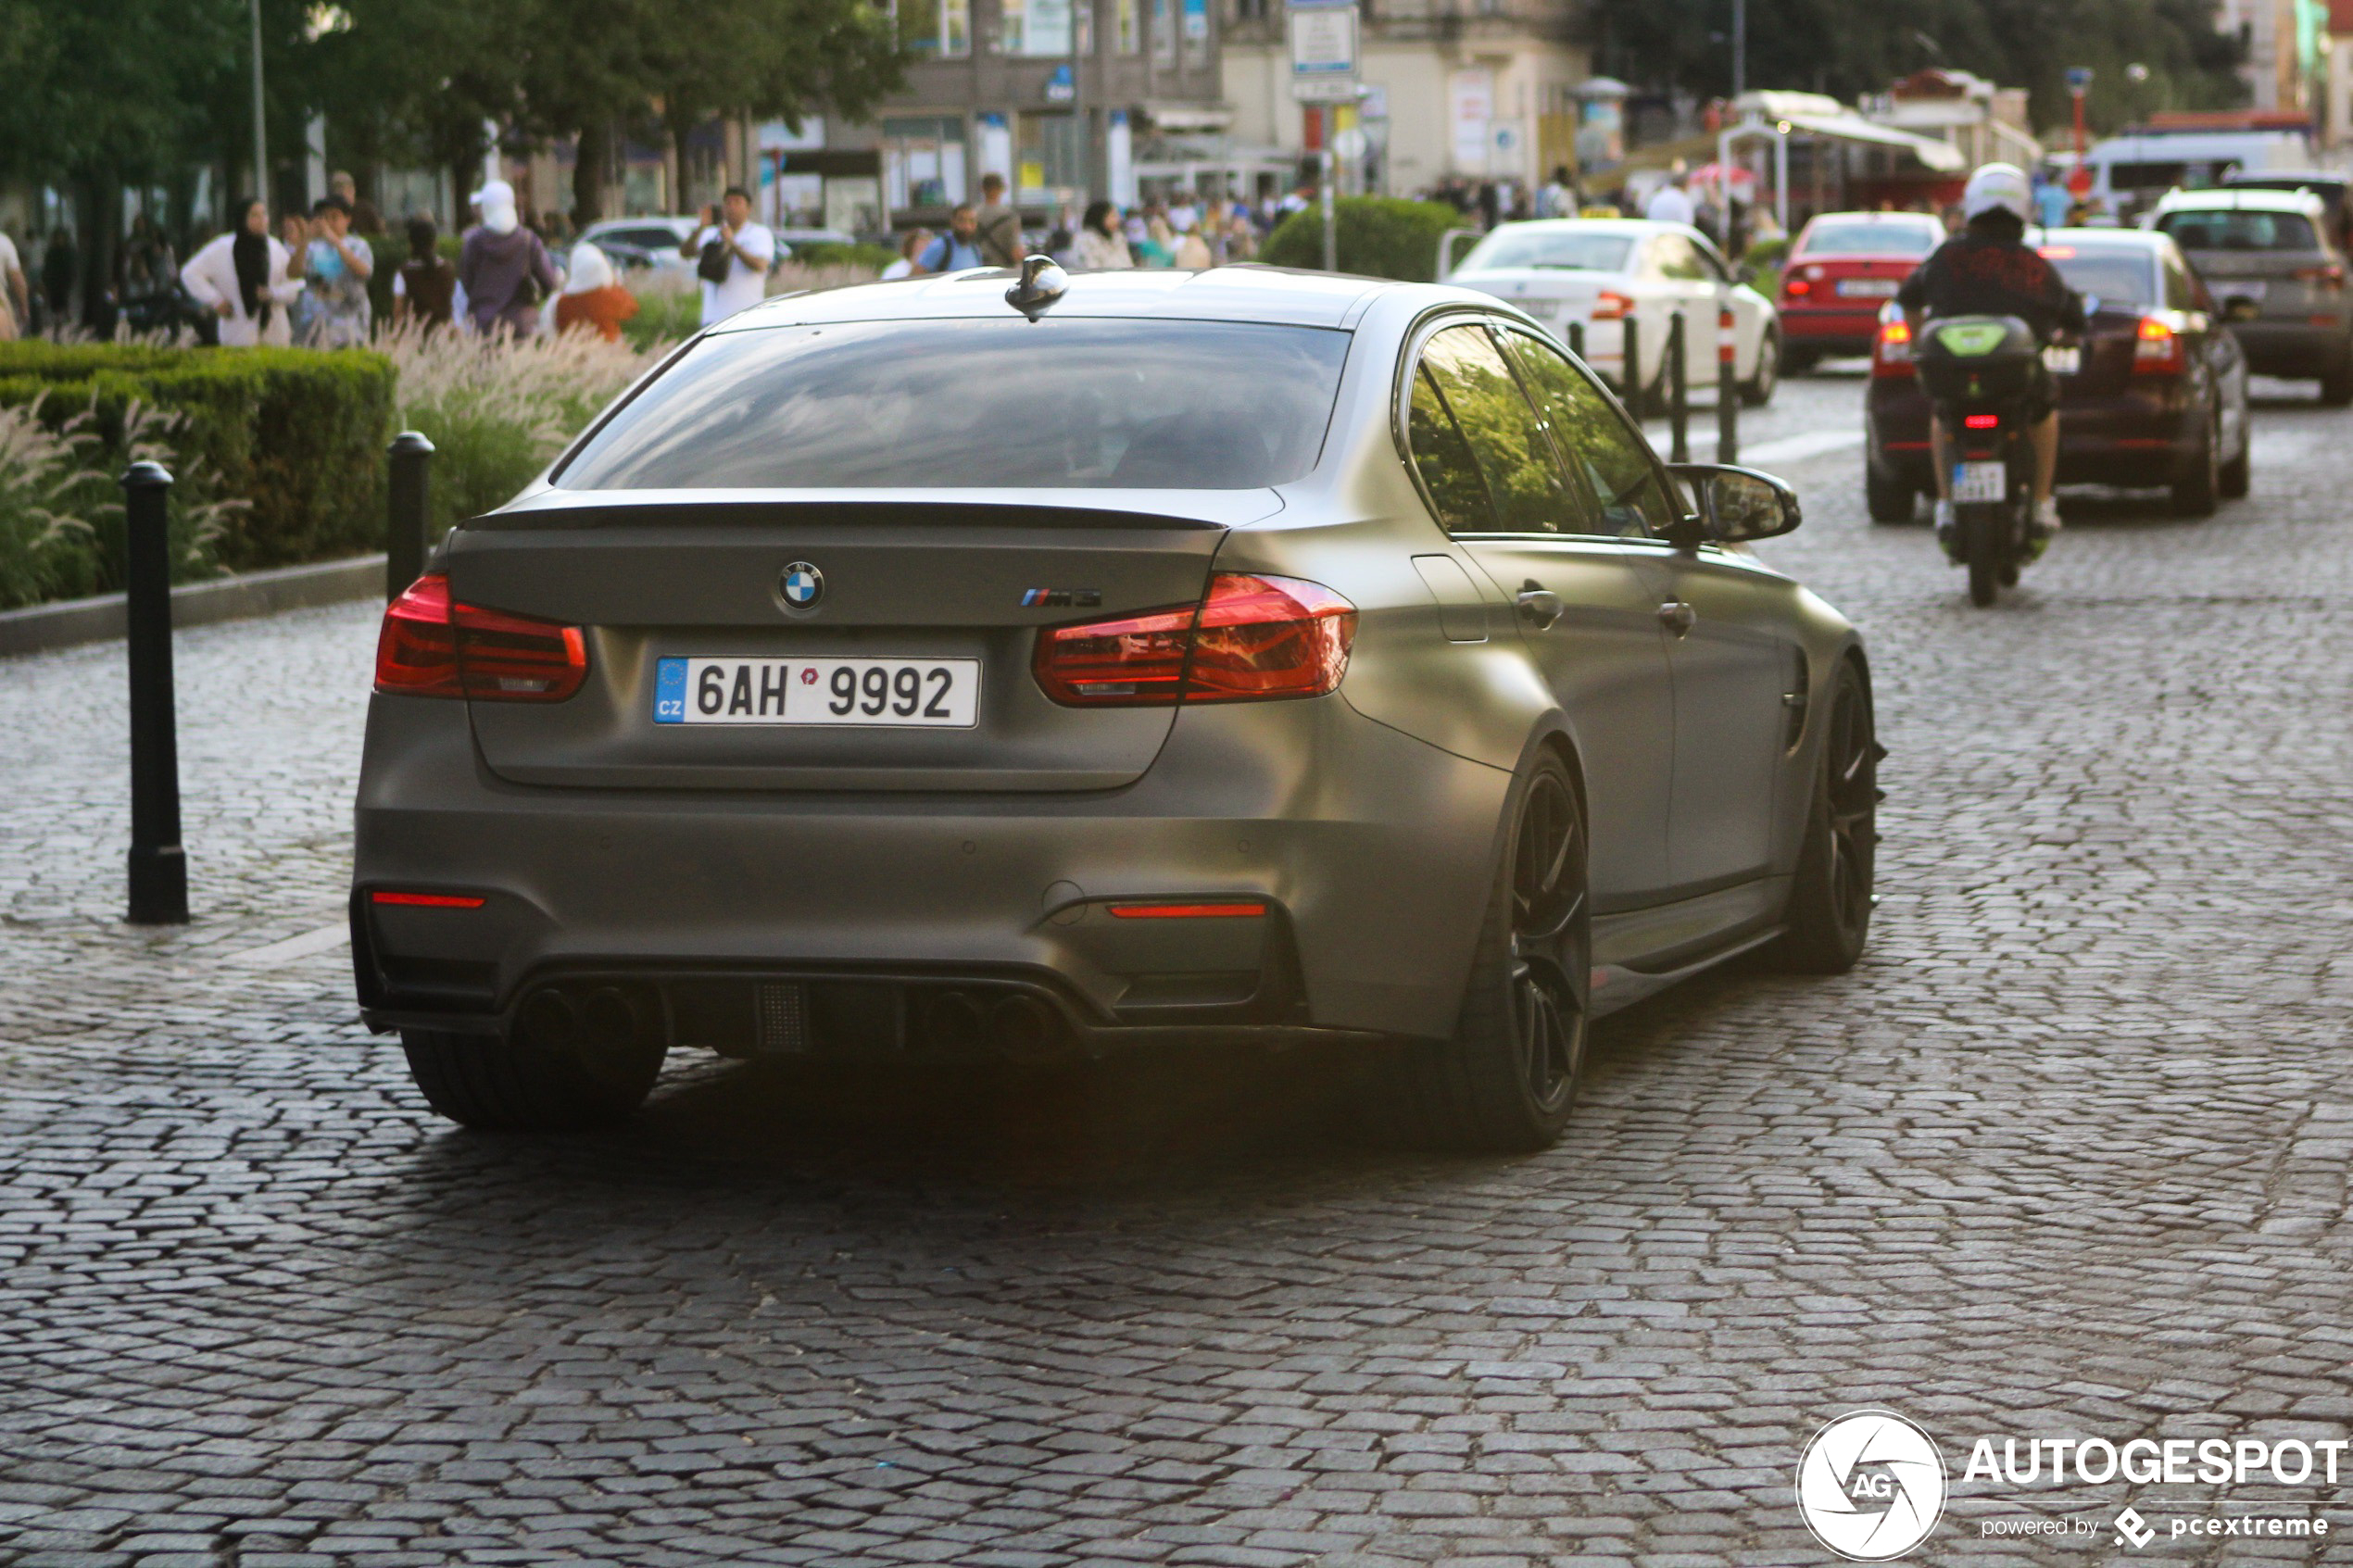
[0,229,27,338]
[678,185,778,326]
[1644,170,1696,226]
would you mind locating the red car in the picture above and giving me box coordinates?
[1777,211,1945,370]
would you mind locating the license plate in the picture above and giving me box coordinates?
[1837,278,1900,297]
[1953,461,2007,503]
[654,657,980,727]
[2042,344,2081,375]
[1521,297,1558,318]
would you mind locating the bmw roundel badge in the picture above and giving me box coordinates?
[778,561,824,610]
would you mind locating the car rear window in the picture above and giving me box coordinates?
[2156,210,2319,251]
[2038,246,2159,307]
[1796,221,1936,258]
[1461,232,1634,272]
[556,318,1351,491]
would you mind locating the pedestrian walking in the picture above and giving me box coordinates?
[553,241,637,342]
[1074,201,1134,270]
[296,195,374,347]
[0,225,27,340]
[1644,168,1695,225]
[1540,166,1579,219]
[391,215,457,332]
[916,206,988,271]
[882,228,932,280]
[459,179,560,336]
[974,174,1023,267]
[179,198,300,347]
[41,230,75,322]
[115,215,175,307]
[1172,219,1213,270]
[678,185,775,328]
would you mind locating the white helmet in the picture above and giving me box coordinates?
[1961,162,2033,225]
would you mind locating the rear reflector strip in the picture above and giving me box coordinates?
[370,891,487,909]
[1106,902,1267,919]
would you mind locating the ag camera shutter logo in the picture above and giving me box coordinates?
[1796,1410,1949,1561]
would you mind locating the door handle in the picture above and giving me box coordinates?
[1515,585,1565,631]
[1657,600,1696,637]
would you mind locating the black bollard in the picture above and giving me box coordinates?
[1667,314,1690,463]
[1567,320,1585,361]
[1621,315,1641,410]
[386,431,435,600]
[122,461,187,925]
[1717,302,1740,467]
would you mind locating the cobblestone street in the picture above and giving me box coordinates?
[4,370,2351,1566]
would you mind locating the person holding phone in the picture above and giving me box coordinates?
[678,186,777,326]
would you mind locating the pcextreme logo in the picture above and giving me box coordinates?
[1795,1410,1950,1562]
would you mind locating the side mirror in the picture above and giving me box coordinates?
[1667,463,1802,544]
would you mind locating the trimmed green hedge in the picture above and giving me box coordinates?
[0,343,396,577]
[1259,197,1467,282]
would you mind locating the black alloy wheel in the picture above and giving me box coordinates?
[1768,662,1880,973]
[1358,753,1591,1152]
[1505,767,1590,1115]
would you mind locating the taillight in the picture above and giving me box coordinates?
[2294,263,2345,289]
[1872,317,1914,378]
[1963,412,1999,429]
[2133,314,2185,375]
[1591,290,1634,321]
[1784,276,1811,297]
[373,572,589,702]
[1033,572,1356,708]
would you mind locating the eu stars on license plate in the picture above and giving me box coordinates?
[654,657,980,727]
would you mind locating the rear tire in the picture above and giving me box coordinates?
[1356,753,1590,1153]
[1965,508,2000,607]
[1866,461,1916,523]
[1765,663,1878,974]
[402,1022,667,1131]
[2219,428,2250,499]
[2171,417,2220,518]
[2322,358,2353,407]
[1741,330,1780,407]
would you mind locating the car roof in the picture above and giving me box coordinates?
[2150,187,2325,217]
[1800,210,1942,226]
[2224,169,2347,188]
[2029,226,2170,251]
[705,265,1421,332]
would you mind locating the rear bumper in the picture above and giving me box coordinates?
[352,690,1509,1048]
[1868,379,2207,488]
[1780,307,1881,356]
[2227,320,2350,378]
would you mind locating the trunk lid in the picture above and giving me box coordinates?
[446,490,1268,792]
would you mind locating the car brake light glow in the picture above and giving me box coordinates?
[1591,290,1634,320]
[370,890,487,909]
[2294,263,2346,287]
[374,572,590,702]
[1785,277,1812,296]
[1033,572,1356,708]
[1106,902,1267,919]
[1963,413,2000,429]
[2133,314,2185,374]
[1871,317,1914,378]
[2038,245,2077,258]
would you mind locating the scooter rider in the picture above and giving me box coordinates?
[1896,162,2085,549]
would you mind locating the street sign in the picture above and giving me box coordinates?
[2065,67,2094,94]
[1289,2,1358,103]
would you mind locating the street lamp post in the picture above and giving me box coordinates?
[249,0,268,206]
[1731,0,1746,100]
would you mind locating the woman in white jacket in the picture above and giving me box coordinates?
[180,199,302,347]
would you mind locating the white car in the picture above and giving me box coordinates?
[575,218,849,277]
[1444,220,1781,408]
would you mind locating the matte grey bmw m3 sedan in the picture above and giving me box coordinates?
[354,261,1879,1151]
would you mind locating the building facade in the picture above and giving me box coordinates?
[1221,0,1589,200]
